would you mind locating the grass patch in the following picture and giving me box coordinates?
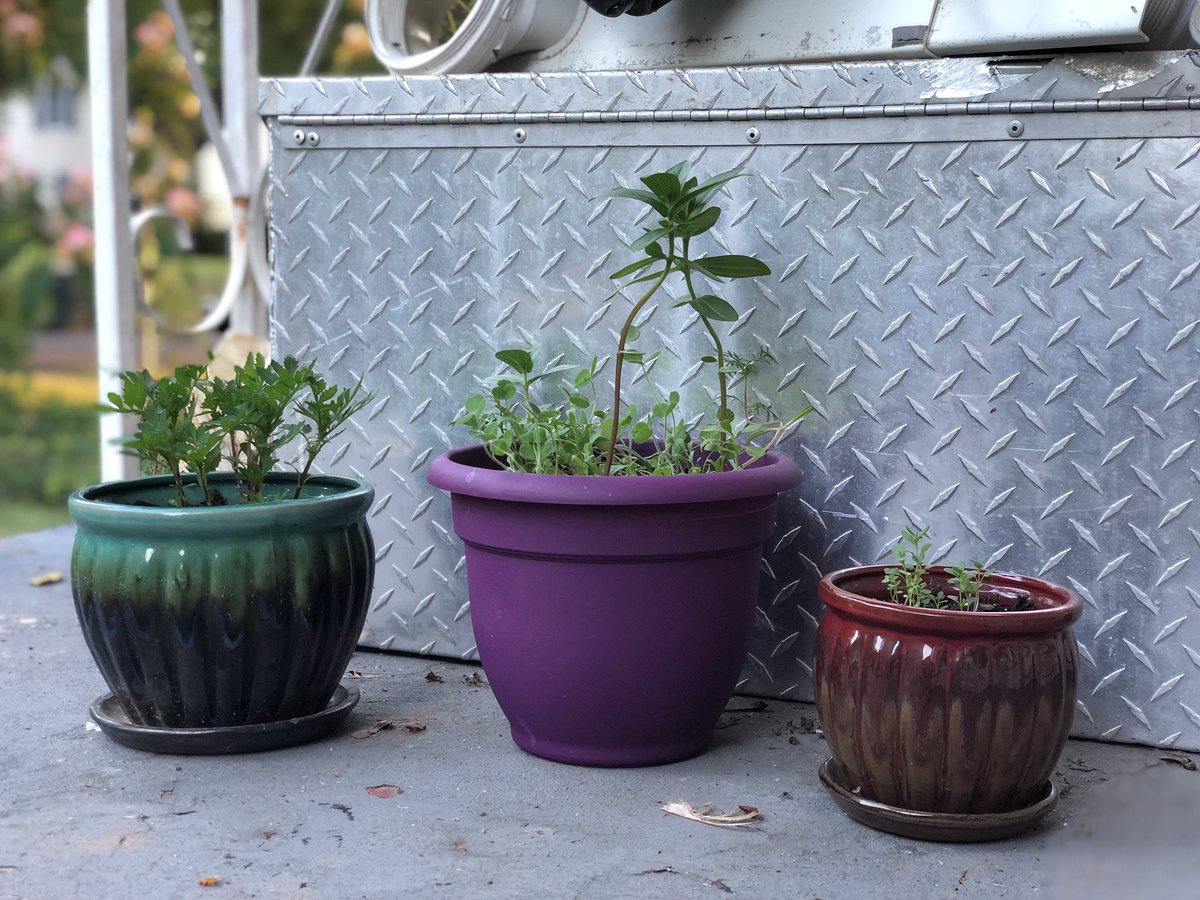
[0,370,98,406]
[0,380,98,536]
[0,501,70,538]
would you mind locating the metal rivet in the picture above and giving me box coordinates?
[292,129,306,145]
[1007,120,1024,138]
[1187,83,1196,93]
[514,128,526,144]
[305,131,320,147]
[747,127,760,144]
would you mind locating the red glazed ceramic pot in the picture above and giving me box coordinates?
[813,566,1082,814]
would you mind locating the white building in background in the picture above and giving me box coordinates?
[1,58,91,202]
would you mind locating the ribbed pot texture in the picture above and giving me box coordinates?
[813,566,1082,814]
[427,445,801,766]
[70,473,375,728]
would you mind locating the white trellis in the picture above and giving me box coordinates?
[86,0,344,480]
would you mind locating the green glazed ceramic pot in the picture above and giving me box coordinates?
[69,472,375,728]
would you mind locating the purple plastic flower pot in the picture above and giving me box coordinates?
[427,445,801,766]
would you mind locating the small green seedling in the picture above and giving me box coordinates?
[946,561,991,612]
[882,525,993,611]
[101,354,370,507]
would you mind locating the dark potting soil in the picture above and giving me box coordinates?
[974,586,1037,612]
[975,594,1037,613]
[879,586,1037,613]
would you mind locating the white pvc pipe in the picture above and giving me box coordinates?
[221,0,268,339]
[366,0,580,75]
[88,0,138,482]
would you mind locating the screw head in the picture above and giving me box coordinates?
[1007,120,1024,138]
[305,131,320,147]
[292,129,306,145]
[747,127,761,144]
[514,128,527,144]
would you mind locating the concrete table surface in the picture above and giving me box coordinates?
[1,526,1197,900]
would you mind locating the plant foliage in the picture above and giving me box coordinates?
[882,525,992,611]
[100,354,369,507]
[456,162,810,475]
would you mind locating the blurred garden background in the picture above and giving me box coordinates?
[0,0,379,536]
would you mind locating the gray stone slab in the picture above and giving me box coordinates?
[1,526,1196,898]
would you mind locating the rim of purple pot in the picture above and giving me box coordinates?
[426,444,801,505]
[819,565,1084,635]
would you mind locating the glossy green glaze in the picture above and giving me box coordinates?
[70,473,374,728]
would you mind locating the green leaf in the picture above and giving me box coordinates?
[608,256,657,281]
[666,160,691,182]
[620,268,674,288]
[641,171,681,201]
[632,422,653,444]
[630,226,672,254]
[621,350,645,365]
[690,294,739,322]
[678,206,720,237]
[495,349,534,375]
[626,324,640,341]
[692,255,771,279]
[679,168,744,207]
[607,187,669,216]
[528,364,575,384]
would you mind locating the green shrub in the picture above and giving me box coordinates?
[0,382,97,508]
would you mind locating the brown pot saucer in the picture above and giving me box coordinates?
[818,758,1058,842]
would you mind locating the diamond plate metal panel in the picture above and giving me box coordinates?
[265,53,1200,750]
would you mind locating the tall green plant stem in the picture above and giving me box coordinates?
[170,465,187,509]
[682,236,730,423]
[293,453,317,500]
[603,267,670,475]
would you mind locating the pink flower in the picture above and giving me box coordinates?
[3,10,41,44]
[133,12,173,55]
[60,166,93,207]
[164,186,201,223]
[56,223,94,264]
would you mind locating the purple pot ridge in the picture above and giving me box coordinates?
[427,444,801,766]
[813,566,1083,815]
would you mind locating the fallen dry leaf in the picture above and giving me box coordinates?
[723,700,768,713]
[366,784,401,799]
[462,672,488,688]
[661,800,762,828]
[28,571,62,587]
[351,718,427,739]
[425,671,444,683]
[198,875,220,887]
[1160,753,1197,771]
